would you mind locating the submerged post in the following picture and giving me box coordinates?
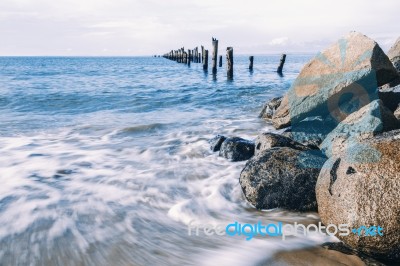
[203,50,208,71]
[211,37,218,74]
[188,50,191,66]
[277,54,286,74]
[249,56,254,71]
[219,55,222,67]
[226,47,233,79]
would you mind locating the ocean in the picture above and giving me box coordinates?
[0,55,334,265]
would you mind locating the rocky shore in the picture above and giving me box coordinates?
[209,32,400,264]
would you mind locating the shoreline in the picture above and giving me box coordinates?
[208,32,400,265]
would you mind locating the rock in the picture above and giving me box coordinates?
[395,105,400,120]
[258,96,283,121]
[316,130,400,261]
[378,84,400,112]
[254,132,311,156]
[208,135,226,152]
[272,32,399,129]
[387,37,400,72]
[282,116,337,148]
[320,99,400,157]
[378,76,400,91]
[239,147,327,211]
[219,137,255,161]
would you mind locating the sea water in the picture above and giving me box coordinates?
[0,55,334,265]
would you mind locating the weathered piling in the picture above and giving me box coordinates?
[219,55,222,67]
[211,37,218,74]
[201,46,205,63]
[188,50,191,66]
[203,50,208,71]
[249,56,254,71]
[277,54,286,74]
[226,47,233,79]
[198,53,201,64]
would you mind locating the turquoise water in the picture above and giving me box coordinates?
[0,55,333,265]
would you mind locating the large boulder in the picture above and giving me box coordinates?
[239,147,327,211]
[320,99,400,157]
[316,130,400,262]
[258,96,283,121]
[387,37,400,72]
[272,32,399,129]
[254,132,311,156]
[219,137,255,161]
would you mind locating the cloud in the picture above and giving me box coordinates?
[269,37,289,46]
[0,0,398,55]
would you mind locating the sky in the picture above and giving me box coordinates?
[0,0,398,56]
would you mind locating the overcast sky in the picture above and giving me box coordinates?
[0,0,398,56]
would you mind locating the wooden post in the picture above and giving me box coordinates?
[277,54,286,74]
[249,56,254,71]
[198,53,201,64]
[201,46,204,63]
[203,50,208,71]
[188,50,191,66]
[219,55,222,67]
[211,37,218,74]
[226,47,233,79]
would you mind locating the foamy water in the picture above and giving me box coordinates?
[0,56,334,265]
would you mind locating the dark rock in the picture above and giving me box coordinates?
[239,147,327,211]
[316,130,400,262]
[254,132,311,156]
[387,37,400,72]
[219,137,255,161]
[258,96,283,121]
[208,135,226,152]
[282,116,337,148]
[320,99,400,157]
[378,84,400,112]
[272,32,399,129]
[378,76,400,91]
